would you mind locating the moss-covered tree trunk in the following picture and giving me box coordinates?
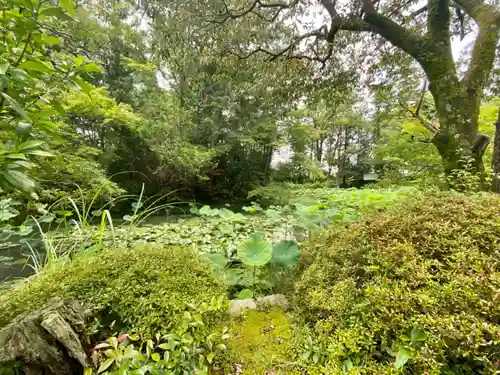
[492,105,500,192]
[429,78,490,177]
[411,0,499,182]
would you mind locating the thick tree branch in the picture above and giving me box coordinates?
[320,0,337,18]
[212,0,298,24]
[453,0,500,25]
[411,5,428,17]
[229,27,332,65]
[458,0,500,91]
[427,0,452,43]
[351,0,426,61]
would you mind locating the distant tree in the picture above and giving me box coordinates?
[179,0,500,183]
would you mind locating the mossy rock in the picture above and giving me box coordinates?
[0,298,90,375]
[0,245,228,337]
[228,307,297,374]
[295,192,500,374]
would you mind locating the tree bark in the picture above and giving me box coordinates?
[262,145,273,184]
[0,299,91,375]
[492,105,500,192]
[428,79,491,184]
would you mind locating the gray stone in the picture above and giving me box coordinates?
[257,294,289,310]
[229,294,289,316]
[229,299,257,316]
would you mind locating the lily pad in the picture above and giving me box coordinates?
[238,236,272,267]
[271,240,301,268]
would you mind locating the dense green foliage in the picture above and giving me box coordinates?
[89,301,230,375]
[0,0,500,372]
[1,0,499,202]
[295,193,500,374]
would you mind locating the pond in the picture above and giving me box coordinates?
[0,214,186,288]
[0,240,39,287]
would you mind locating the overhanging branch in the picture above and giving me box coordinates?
[212,0,299,24]
[229,27,333,66]
[216,0,427,70]
[399,100,439,133]
[457,0,500,89]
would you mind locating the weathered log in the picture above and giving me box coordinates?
[0,298,91,375]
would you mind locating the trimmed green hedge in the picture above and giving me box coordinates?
[295,192,500,374]
[0,245,227,335]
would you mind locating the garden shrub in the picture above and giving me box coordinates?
[0,245,228,337]
[248,182,294,206]
[295,192,500,374]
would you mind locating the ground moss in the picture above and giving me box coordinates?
[0,245,227,336]
[228,307,298,374]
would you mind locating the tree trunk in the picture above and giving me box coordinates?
[427,75,490,187]
[492,105,500,193]
[314,138,325,162]
[262,146,273,185]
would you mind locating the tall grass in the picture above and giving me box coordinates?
[24,181,184,276]
[24,218,73,276]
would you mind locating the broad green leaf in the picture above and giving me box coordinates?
[75,56,84,67]
[82,63,102,73]
[199,205,216,216]
[59,0,75,15]
[74,77,94,94]
[222,269,242,286]
[16,122,32,134]
[1,93,29,120]
[0,207,19,221]
[6,153,26,160]
[2,170,36,191]
[410,328,428,343]
[0,75,8,89]
[83,368,93,375]
[271,240,301,267]
[0,62,9,75]
[151,353,160,362]
[394,348,411,369]
[399,334,411,342]
[9,160,36,169]
[219,222,233,235]
[301,351,311,361]
[97,358,114,373]
[238,236,272,267]
[41,35,61,45]
[19,60,53,73]
[237,289,254,299]
[25,149,54,157]
[206,352,215,364]
[382,344,395,357]
[206,253,227,271]
[342,358,353,373]
[41,7,73,20]
[19,140,45,150]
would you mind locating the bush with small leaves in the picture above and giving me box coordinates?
[89,297,230,375]
[295,192,500,374]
